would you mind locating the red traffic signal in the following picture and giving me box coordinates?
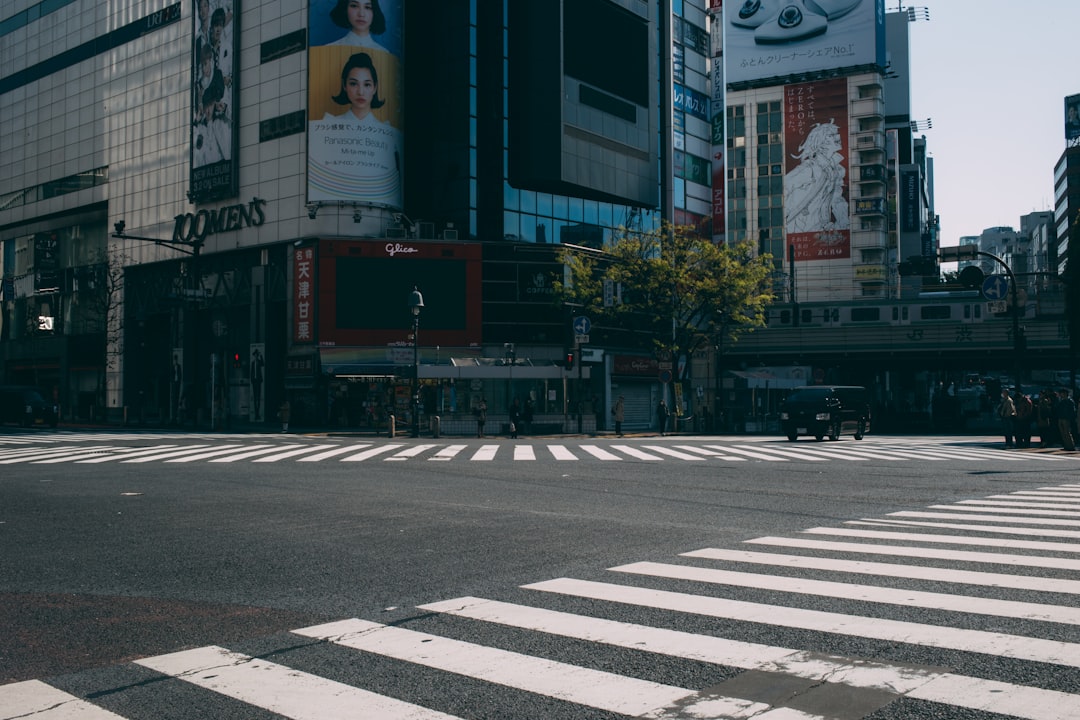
[565,351,575,369]
[232,352,242,369]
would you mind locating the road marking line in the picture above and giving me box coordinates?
[610,444,663,460]
[707,446,789,461]
[0,446,112,464]
[523,577,1080,668]
[297,444,368,462]
[418,596,1080,720]
[135,645,461,720]
[385,444,438,461]
[928,503,1080,518]
[340,444,404,461]
[293,618,694,715]
[548,444,578,460]
[959,499,1080,511]
[0,680,128,719]
[803,525,1080,553]
[166,445,273,463]
[513,444,536,461]
[77,445,190,463]
[579,445,622,460]
[674,445,748,461]
[470,444,499,461]
[122,445,243,463]
[745,536,1080,570]
[430,444,467,461]
[847,518,1080,539]
[616,559,1080,624]
[888,510,1080,527]
[252,444,339,462]
[32,446,172,464]
[639,445,705,460]
[210,445,304,462]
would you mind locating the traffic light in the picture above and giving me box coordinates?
[565,350,575,370]
[232,352,241,369]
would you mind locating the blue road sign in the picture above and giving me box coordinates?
[982,274,1009,301]
[573,316,591,335]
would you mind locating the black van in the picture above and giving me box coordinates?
[779,386,869,441]
[0,386,59,428]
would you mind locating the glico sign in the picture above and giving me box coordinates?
[172,197,267,244]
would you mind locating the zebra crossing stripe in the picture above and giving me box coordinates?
[639,445,706,461]
[673,445,748,461]
[341,444,404,461]
[292,618,695,715]
[134,645,462,720]
[579,445,622,460]
[613,560,1080,624]
[385,444,438,461]
[513,444,536,461]
[32,446,167,464]
[297,444,367,462]
[166,445,271,463]
[928,503,1080,518]
[470,444,499,461]
[77,445,189,463]
[548,444,577,460]
[708,445,789,461]
[417,596,1080,720]
[610,444,664,460]
[960,499,1080,511]
[429,444,467,461]
[0,680,127,719]
[848,517,1080,539]
[252,444,340,462]
[803,525,1080,553]
[744,536,1080,571]
[0,446,112,464]
[122,445,241,463]
[210,445,304,462]
[888,510,1080,527]
[523,577,1080,668]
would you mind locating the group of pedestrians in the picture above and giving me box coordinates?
[1000,387,1077,450]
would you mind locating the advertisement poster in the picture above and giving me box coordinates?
[190,0,240,202]
[307,0,404,209]
[784,78,851,261]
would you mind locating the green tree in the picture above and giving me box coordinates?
[555,221,775,382]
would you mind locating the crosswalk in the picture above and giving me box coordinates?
[6,484,1080,718]
[0,435,1076,465]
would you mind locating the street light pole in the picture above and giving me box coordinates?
[409,286,424,438]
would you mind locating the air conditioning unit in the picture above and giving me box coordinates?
[418,221,435,239]
[442,228,458,240]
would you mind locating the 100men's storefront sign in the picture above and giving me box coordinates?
[172,197,267,245]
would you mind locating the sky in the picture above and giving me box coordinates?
[906,0,1079,247]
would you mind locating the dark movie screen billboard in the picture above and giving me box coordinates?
[190,0,240,202]
[307,0,404,210]
[1066,94,1080,142]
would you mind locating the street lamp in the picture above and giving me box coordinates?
[409,286,424,437]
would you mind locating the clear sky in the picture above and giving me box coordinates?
[906,0,1078,246]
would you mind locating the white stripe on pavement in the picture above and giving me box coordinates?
[579,445,622,460]
[548,444,578,460]
[469,444,499,461]
[887,511,1080,527]
[673,445,748,461]
[639,445,706,461]
[513,444,536,461]
[166,445,273,463]
[0,680,127,719]
[523,577,1080,668]
[32,446,177,463]
[803,525,1080,553]
[77,445,191,463]
[0,446,112,464]
[848,518,1080,539]
[705,445,788,461]
[614,560,1080,624]
[418,596,1080,720]
[341,444,404,461]
[744,536,1080,571]
[292,618,694,716]
[928,503,1080,518]
[609,444,663,460]
[252,444,340,462]
[135,645,462,720]
[297,444,369,462]
[210,445,304,462]
[122,445,239,463]
[385,444,438,461]
[958,499,1080,511]
[429,444,467,461]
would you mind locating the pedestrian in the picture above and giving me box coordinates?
[474,398,487,438]
[1037,389,1056,447]
[1013,388,1033,449]
[278,399,290,433]
[509,399,521,438]
[657,399,670,436]
[1054,389,1076,451]
[997,388,1015,448]
[612,395,625,437]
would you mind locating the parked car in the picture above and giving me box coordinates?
[0,386,59,428]
[779,385,869,441]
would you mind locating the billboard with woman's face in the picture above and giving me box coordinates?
[307,0,404,210]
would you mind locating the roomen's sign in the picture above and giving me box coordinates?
[173,197,267,244]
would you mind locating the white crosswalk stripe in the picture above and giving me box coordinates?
[1,437,1079,465]
[7,484,1080,718]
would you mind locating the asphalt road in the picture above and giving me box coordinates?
[1,429,1078,719]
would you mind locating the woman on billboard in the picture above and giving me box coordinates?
[308,52,402,208]
[326,0,390,52]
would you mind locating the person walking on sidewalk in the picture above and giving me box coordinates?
[612,395,625,437]
[1055,389,1077,451]
[278,399,291,433]
[997,388,1015,448]
[657,399,670,436]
